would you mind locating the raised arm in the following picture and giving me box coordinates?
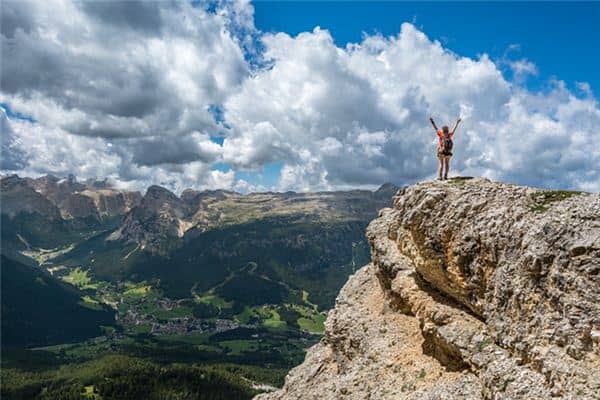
[429,117,439,133]
[451,118,462,135]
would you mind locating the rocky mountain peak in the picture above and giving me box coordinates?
[0,175,62,220]
[0,174,141,221]
[138,185,187,218]
[373,182,401,200]
[34,174,60,185]
[258,178,599,400]
[1,174,26,190]
[145,184,178,199]
[109,185,192,254]
[179,188,201,204]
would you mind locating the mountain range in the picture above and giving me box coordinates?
[0,174,398,347]
[2,175,597,399]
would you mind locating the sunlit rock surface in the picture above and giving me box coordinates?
[257,178,600,400]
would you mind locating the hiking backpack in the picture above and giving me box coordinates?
[442,135,453,153]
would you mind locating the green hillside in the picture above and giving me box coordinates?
[1,213,79,250]
[0,256,116,348]
[1,181,395,398]
[1,354,260,400]
[56,216,371,310]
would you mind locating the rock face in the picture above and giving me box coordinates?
[26,174,141,220]
[109,185,193,255]
[0,174,142,222]
[257,178,600,400]
[78,189,142,219]
[0,175,62,219]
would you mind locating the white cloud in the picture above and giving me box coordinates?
[0,108,28,170]
[223,23,599,192]
[233,179,267,194]
[2,3,598,194]
[1,0,254,191]
[5,113,122,180]
[576,81,593,98]
[510,59,538,77]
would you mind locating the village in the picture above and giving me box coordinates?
[116,294,255,336]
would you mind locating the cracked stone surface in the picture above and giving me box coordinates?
[256,178,600,400]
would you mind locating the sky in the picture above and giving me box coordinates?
[1,1,599,194]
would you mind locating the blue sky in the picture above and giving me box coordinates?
[2,1,599,192]
[254,1,599,94]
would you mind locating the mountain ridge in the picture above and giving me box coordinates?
[1,174,400,331]
[106,180,400,256]
[1,173,398,256]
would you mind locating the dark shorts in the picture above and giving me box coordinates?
[438,151,452,158]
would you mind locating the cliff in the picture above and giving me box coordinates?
[257,178,600,400]
[1,174,141,221]
[108,185,192,255]
[0,175,62,220]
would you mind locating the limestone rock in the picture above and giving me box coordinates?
[257,178,599,400]
[79,189,142,218]
[0,175,62,219]
[4,174,142,221]
[108,185,191,255]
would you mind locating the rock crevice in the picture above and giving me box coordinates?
[257,178,599,400]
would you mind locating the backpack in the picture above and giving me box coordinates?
[442,135,453,153]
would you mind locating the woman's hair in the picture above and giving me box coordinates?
[442,125,449,134]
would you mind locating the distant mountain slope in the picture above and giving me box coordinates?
[0,174,140,251]
[1,175,62,220]
[2,175,399,330]
[55,184,398,309]
[109,185,398,256]
[0,256,116,347]
[107,185,192,255]
[1,175,77,249]
[27,174,142,220]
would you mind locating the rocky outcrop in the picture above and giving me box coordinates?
[257,178,599,400]
[26,174,141,220]
[0,175,62,219]
[0,174,142,222]
[59,192,100,220]
[78,189,142,219]
[107,185,193,255]
[29,174,86,207]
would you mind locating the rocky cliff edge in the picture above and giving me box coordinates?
[257,178,600,400]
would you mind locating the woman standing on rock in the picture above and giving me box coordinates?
[429,116,461,180]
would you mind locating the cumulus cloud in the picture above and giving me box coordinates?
[1,0,247,139]
[223,23,599,191]
[2,3,598,193]
[0,108,28,170]
[1,0,256,192]
[6,112,122,180]
[509,59,538,79]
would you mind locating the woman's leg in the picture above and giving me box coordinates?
[438,156,444,179]
[444,156,450,179]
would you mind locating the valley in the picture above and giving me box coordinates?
[0,174,396,399]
